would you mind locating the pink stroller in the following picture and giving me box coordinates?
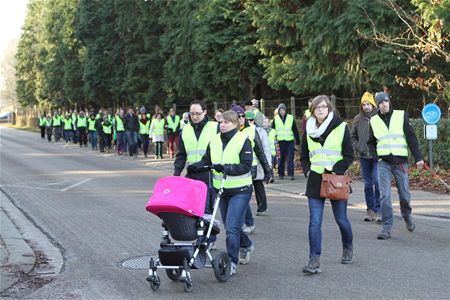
[145,175,231,292]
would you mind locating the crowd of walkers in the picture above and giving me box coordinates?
[37,91,423,275]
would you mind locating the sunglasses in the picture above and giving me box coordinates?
[247,119,254,121]
[238,114,245,118]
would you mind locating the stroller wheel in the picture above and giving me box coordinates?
[166,268,182,281]
[147,275,160,291]
[213,252,231,282]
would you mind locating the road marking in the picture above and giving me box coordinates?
[60,178,92,192]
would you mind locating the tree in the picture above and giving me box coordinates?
[0,40,18,110]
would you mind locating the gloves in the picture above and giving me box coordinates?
[187,165,197,174]
[263,168,274,184]
[212,164,224,173]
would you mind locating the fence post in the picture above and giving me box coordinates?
[331,94,336,108]
[290,96,296,117]
[213,101,218,112]
[260,98,265,116]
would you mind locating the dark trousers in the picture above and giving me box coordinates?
[98,132,105,152]
[278,140,295,177]
[46,127,52,142]
[140,134,149,156]
[104,134,112,149]
[78,128,87,146]
[126,130,137,156]
[253,179,268,212]
[40,126,46,139]
[155,141,163,158]
[54,126,62,142]
[64,130,73,143]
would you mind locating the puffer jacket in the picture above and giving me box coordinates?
[350,109,377,159]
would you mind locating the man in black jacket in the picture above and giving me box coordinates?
[123,106,139,158]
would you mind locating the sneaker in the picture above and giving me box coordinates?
[404,216,416,232]
[375,215,382,224]
[302,256,321,274]
[239,244,255,265]
[377,229,391,240]
[230,263,237,276]
[363,209,376,222]
[243,225,255,234]
[341,247,353,264]
[256,210,269,216]
[289,176,295,180]
[210,242,217,250]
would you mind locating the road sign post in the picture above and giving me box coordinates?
[421,104,442,170]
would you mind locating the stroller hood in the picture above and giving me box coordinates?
[146,176,207,217]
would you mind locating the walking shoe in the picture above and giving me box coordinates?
[341,247,353,264]
[363,209,376,222]
[289,176,295,180]
[404,216,416,232]
[256,210,269,216]
[238,244,255,265]
[230,263,237,276]
[243,225,255,234]
[377,229,391,240]
[375,215,382,224]
[302,256,321,274]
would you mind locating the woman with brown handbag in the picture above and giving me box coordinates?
[300,95,354,275]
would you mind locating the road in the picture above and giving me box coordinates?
[1,127,449,299]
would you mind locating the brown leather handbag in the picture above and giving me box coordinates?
[320,173,352,200]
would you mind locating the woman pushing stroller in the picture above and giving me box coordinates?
[188,110,254,275]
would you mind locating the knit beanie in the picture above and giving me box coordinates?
[277,103,287,111]
[230,104,245,115]
[361,92,376,107]
[374,92,391,107]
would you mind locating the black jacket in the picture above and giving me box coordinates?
[191,128,253,196]
[368,109,422,165]
[95,118,103,133]
[301,114,354,198]
[350,109,377,159]
[271,113,301,145]
[123,113,139,132]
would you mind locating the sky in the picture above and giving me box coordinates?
[0,0,28,57]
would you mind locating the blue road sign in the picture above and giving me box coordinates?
[421,103,441,125]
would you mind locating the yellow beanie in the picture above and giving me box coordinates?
[361,92,376,107]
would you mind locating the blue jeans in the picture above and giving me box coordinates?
[219,192,253,264]
[244,204,254,227]
[308,197,353,258]
[89,131,97,149]
[360,158,380,213]
[116,132,125,153]
[126,130,137,156]
[278,140,294,177]
[378,160,412,232]
[64,130,73,143]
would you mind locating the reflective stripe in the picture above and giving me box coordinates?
[186,149,206,157]
[377,134,405,141]
[213,172,252,182]
[370,110,408,156]
[274,115,295,141]
[311,161,336,167]
[309,149,342,158]
[377,144,408,149]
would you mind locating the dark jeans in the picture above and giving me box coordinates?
[126,130,137,156]
[278,140,295,177]
[104,134,112,149]
[219,192,253,265]
[54,126,62,142]
[140,134,149,156]
[46,127,52,142]
[78,128,87,146]
[116,132,125,153]
[40,126,46,139]
[360,158,380,213]
[64,130,73,143]
[155,141,163,158]
[98,132,104,152]
[89,131,97,149]
[308,197,353,258]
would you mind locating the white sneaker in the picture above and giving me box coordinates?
[230,263,237,276]
[238,244,255,265]
[243,225,255,234]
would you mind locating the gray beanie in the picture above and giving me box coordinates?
[374,92,391,107]
[277,103,287,111]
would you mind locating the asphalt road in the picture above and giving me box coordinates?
[1,127,449,299]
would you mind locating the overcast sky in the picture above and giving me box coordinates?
[0,0,28,56]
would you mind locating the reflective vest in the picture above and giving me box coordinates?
[88,118,96,131]
[167,115,180,132]
[52,116,61,126]
[210,131,252,189]
[304,109,311,119]
[241,124,257,166]
[370,110,408,157]
[268,129,276,156]
[139,120,150,135]
[306,122,346,174]
[39,117,46,127]
[274,114,294,141]
[115,116,124,132]
[152,119,165,136]
[139,113,151,120]
[77,116,87,128]
[182,121,217,164]
[102,123,112,134]
[63,118,72,130]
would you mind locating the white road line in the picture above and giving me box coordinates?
[60,178,92,192]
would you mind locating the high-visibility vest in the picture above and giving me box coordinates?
[88,118,96,131]
[241,124,257,166]
[139,113,151,120]
[182,121,217,164]
[306,122,347,174]
[115,116,124,132]
[210,131,252,189]
[268,129,276,156]
[39,117,46,127]
[274,114,295,141]
[304,109,311,119]
[167,115,180,132]
[102,123,112,134]
[139,120,150,135]
[52,116,61,126]
[152,119,165,136]
[370,110,408,157]
[63,118,72,130]
[77,116,87,128]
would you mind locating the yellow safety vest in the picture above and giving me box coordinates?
[166,115,180,132]
[77,116,87,128]
[304,109,311,119]
[268,129,276,156]
[370,110,408,157]
[210,131,252,189]
[115,116,124,132]
[139,120,150,135]
[39,117,46,126]
[152,119,165,136]
[306,122,347,174]
[241,124,257,166]
[182,121,217,164]
[63,118,72,130]
[88,118,96,131]
[52,116,61,126]
[102,123,112,134]
[274,114,295,141]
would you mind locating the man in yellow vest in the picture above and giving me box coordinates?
[272,103,300,180]
[52,111,62,142]
[38,113,47,140]
[174,100,219,214]
[77,111,88,147]
[166,108,181,158]
[368,92,424,240]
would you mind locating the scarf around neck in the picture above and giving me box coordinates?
[306,112,334,138]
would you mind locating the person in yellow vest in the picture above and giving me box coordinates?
[102,116,113,153]
[76,111,88,147]
[368,92,423,240]
[149,112,165,159]
[62,113,74,145]
[139,112,151,157]
[300,95,354,274]
[174,100,219,214]
[45,114,53,142]
[214,109,223,122]
[114,109,126,155]
[52,111,62,142]
[179,112,189,130]
[87,112,98,150]
[166,108,181,158]
[272,103,300,180]
[188,110,254,276]
[38,113,47,140]
[301,98,313,135]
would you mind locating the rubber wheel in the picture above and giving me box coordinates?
[213,252,231,282]
[183,280,193,292]
[149,275,160,291]
[165,268,182,281]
